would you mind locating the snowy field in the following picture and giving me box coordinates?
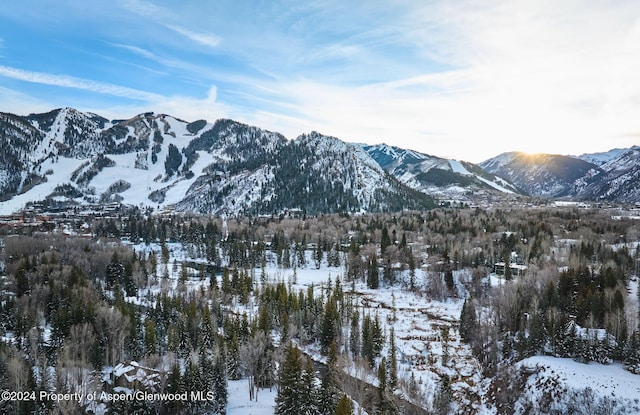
[227,380,277,415]
[520,356,640,399]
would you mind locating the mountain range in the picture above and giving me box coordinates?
[0,107,638,215]
[480,147,640,203]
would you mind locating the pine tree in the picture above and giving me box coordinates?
[367,255,379,289]
[624,330,640,374]
[387,327,398,392]
[434,374,452,415]
[376,357,393,415]
[144,318,157,356]
[301,356,319,415]
[372,313,384,357]
[126,306,143,361]
[362,313,374,366]
[407,247,416,291]
[381,227,391,256]
[334,395,354,415]
[275,343,303,415]
[15,266,29,297]
[226,332,241,380]
[320,297,339,354]
[349,310,360,358]
[459,298,477,343]
[211,351,228,415]
[319,342,341,415]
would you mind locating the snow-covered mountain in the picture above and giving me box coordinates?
[362,143,521,197]
[479,152,603,198]
[571,146,640,203]
[576,148,630,166]
[2,107,638,213]
[480,148,640,203]
[0,108,435,215]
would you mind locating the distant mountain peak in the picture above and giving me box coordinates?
[479,148,639,202]
[363,144,520,197]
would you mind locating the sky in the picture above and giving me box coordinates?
[1,0,640,162]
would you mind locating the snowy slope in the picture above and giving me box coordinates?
[0,108,435,215]
[363,143,520,198]
[480,147,640,203]
[576,148,629,166]
[572,146,640,203]
[479,152,602,198]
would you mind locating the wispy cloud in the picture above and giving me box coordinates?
[109,43,201,74]
[0,65,163,102]
[162,24,221,48]
[120,0,221,49]
[245,1,640,161]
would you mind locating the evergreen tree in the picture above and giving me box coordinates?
[444,269,454,293]
[301,356,320,415]
[163,363,183,414]
[319,342,341,415]
[320,297,340,354]
[275,343,304,415]
[367,255,379,289]
[226,332,241,380]
[15,266,29,297]
[434,374,452,415]
[211,351,228,415]
[362,313,375,366]
[459,298,477,343]
[127,307,143,361]
[376,357,395,414]
[372,313,384,358]
[381,227,391,256]
[334,395,354,415]
[624,330,640,374]
[349,310,360,358]
[144,318,157,356]
[407,247,416,291]
[387,327,398,392]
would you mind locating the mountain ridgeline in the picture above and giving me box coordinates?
[480,148,640,203]
[0,108,436,215]
[1,107,638,214]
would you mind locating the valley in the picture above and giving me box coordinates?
[1,205,639,414]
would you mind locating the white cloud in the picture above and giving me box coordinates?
[0,65,163,102]
[163,24,221,49]
[0,86,54,115]
[245,1,640,161]
[153,85,230,121]
[120,0,221,49]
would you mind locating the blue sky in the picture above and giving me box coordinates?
[1,0,640,162]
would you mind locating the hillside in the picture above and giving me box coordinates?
[363,143,521,197]
[480,149,640,203]
[0,108,435,215]
[479,152,602,198]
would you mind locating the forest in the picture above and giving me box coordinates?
[0,206,639,414]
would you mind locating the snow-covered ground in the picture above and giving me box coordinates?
[518,356,640,412]
[520,356,640,399]
[0,156,89,214]
[126,240,640,414]
[227,380,277,415]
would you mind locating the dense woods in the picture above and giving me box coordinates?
[0,206,639,414]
